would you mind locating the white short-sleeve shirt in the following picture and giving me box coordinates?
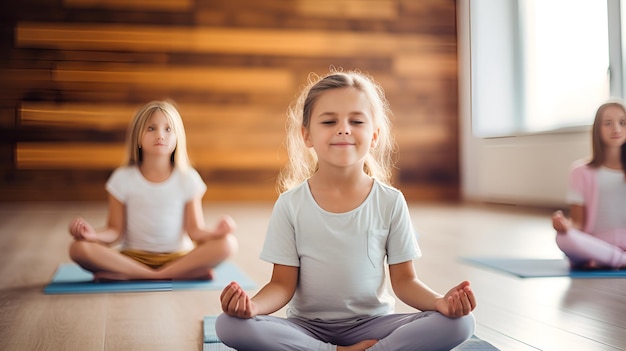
[106,166,207,253]
[593,167,626,233]
[260,179,421,321]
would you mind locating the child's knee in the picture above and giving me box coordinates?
[434,313,475,346]
[197,233,238,259]
[69,240,92,260]
[215,313,241,343]
[224,233,238,257]
[452,313,476,340]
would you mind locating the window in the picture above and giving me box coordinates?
[470,0,619,138]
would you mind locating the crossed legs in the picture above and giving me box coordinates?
[216,311,475,351]
[69,233,238,280]
[553,211,626,269]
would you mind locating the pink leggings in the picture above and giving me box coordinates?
[556,228,626,268]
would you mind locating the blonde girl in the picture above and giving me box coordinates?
[552,101,626,269]
[216,71,475,351]
[68,100,238,281]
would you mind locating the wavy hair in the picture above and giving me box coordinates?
[277,70,397,192]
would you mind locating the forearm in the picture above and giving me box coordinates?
[188,228,225,243]
[93,228,122,244]
[187,216,235,243]
[390,261,442,311]
[570,205,585,230]
[251,283,294,315]
[394,279,442,312]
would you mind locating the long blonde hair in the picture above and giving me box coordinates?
[278,70,397,192]
[123,100,191,172]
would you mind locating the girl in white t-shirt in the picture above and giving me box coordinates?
[216,71,476,351]
[68,100,238,281]
[552,101,626,269]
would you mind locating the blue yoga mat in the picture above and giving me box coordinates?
[202,316,499,350]
[44,261,257,294]
[203,316,235,351]
[462,257,626,278]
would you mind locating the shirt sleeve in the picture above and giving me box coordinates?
[259,194,300,267]
[566,163,586,205]
[185,169,207,201]
[105,167,128,202]
[386,191,421,265]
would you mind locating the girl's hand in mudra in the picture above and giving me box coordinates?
[435,281,476,318]
[68,217,98,242]
[214,215,237,237]
[220,281,257,319]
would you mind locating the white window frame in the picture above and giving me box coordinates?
[470,0,624,138]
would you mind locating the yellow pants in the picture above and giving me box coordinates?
[121,249,189,269]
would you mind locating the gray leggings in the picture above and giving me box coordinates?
[215,311,475,351]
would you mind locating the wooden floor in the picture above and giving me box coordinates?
[0,200,624,351]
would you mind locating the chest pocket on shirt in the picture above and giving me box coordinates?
[367,229,388,268]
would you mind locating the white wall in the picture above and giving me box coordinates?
[458,1,591,208]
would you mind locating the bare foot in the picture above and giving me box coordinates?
[337,339,378,351]
[173,268,214,281]
[93,271,134,282]
[157,267,215,281]
[93,270,165,282]
[552,210,571,234]
[571,260,609,271]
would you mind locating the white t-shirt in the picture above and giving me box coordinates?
[106,166,207,253]
[260,179,421,321]
[593,167,626,233]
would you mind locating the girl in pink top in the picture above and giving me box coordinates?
[552,101,626,269]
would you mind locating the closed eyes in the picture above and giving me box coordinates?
[320,120,365,125]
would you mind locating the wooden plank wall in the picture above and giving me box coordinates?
[0,0,459,202]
